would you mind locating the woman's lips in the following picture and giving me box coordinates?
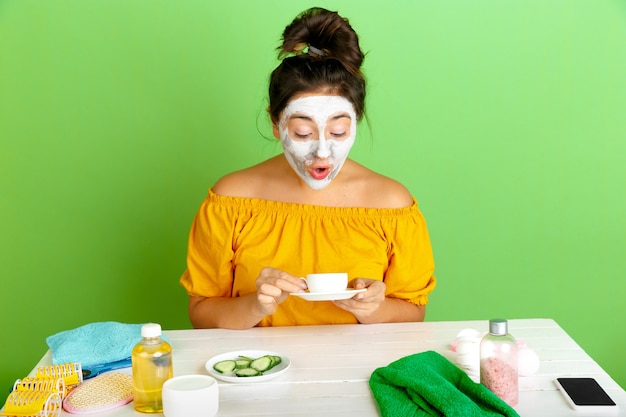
[308,164,332,180]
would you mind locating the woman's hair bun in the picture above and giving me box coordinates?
[279,7,364,77]
[268,7,367,122]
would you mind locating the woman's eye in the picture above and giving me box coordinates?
[294,132,312,139]
[330,131,347,139]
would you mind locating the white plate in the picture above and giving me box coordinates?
[290,288,366,301]
[205,350,290,383]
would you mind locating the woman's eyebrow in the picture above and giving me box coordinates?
[289,113,314,121]
[288,112,351,121]
[330,113,351,121]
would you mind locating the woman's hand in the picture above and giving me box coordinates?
[255,267,307,316]
[188,267,306,330]
[333,278,386,322]
[334,277,426,323]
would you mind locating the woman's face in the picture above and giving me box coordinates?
[275,94,357,190]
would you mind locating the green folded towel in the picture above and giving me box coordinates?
[369,350,520,417]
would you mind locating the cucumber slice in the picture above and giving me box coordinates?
[235,367,260,377]
[250,356,273,372]
[270,355,282,366]
[213,360,236,374]
[235,359,251,369]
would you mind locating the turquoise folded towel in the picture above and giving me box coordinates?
[369,350,520,417]
[46,321,145,368]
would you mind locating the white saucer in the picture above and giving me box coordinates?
[205,350,290,383]
[291,288,366,301]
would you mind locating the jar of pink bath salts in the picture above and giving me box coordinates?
[480,319,518,406]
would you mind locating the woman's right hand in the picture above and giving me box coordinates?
[255,267,307,316]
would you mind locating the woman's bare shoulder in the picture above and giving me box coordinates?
[346,161,414,208]
[212,156,284,197]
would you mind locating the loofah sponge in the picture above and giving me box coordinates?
[62,372,133,414]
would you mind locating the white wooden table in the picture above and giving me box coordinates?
[26,319,626,416]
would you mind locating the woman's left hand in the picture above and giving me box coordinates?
[333,278,386,322]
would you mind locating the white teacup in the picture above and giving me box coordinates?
[303,273,348,293]
[162,374,219,417]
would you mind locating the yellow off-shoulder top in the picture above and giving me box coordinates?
[180,189,436,326]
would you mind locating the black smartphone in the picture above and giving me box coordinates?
[555,377,617,411]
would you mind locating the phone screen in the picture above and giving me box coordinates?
[556,378,616,406]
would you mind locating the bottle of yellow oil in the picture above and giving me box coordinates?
[132,323,173,413]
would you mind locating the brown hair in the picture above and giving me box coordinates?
[268,7,366,123]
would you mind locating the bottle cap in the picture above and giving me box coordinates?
[141,323,162,338]
[488,319,508,335]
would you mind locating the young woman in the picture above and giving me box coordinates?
[180,7,436,329]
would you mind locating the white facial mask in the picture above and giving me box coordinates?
[278,95,357,190]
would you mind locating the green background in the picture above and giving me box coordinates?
[1,0,625,404]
